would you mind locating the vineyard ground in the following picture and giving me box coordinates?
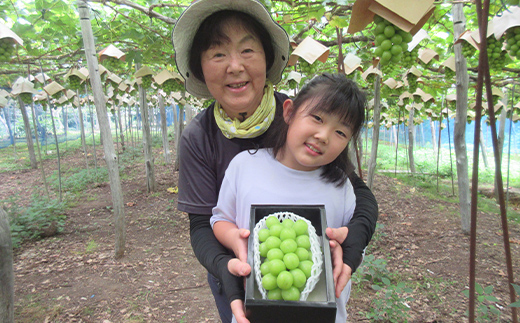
[1,143,519,322]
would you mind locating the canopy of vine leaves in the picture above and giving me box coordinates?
[1,0,520,125]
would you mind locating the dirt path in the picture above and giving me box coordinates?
[2,146,519,322]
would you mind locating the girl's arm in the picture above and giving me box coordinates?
[213,220,250,264]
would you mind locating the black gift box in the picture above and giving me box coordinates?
[245,205,337,323]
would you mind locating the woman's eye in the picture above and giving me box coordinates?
[243,48,254,54]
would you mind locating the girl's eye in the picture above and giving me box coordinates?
[312,115,322,122]
[336,130,347,138]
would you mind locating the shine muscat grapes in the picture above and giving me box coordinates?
[372,15,414,67]
[444,67,456,80]
[298,59,318,75]
[140,75,153,90]
[406,73,418,93]
[487,36,506,72]
[67,75,82,91]
[0,38,16,62]
[19,93,33,105]
[505,26,520,60]
[259,216,313,301]
[102,57,123,71]
[461,41,477,59]
[160,78,184,95]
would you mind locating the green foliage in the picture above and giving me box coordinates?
[1,194,67,248]
[49,167,109,193]
[509,283,520,308]
[462,283,502,322]
[352,254,389,284]
[366,278,414,322]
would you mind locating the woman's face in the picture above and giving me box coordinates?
[201,24,267,120]
[278,99,352,172]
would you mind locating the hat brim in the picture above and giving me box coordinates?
[172,0,290,99]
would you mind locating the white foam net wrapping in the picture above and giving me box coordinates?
[253,211,323,301]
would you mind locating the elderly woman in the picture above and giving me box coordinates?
[172,1,378,322]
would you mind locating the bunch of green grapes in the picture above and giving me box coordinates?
[461,41,477,59]
[298,59,319,75]
[258,216,314,301]
[372,15,414,67]
[505,26,520,60]
[424,101,433,110]
[67,75,82,90]
[448,100,456,109]
[401,46,419,69]
[52,92,62,100]
[406,73,418,93]
[445,67,456,80]
[413,95,422,104]
[0,38,16,62]
[161,78,184,95]
[140,75,153,90]
[402,97,410,105]
[365,73,375,85]
[287,79,298,90]
[487,36,506,72]
[102,57,123,71]
[492,95,500,106]
[19,93,33,105]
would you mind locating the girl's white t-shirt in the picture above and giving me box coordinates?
[211,148,356,323]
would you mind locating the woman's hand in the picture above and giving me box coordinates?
[326,227,352,298]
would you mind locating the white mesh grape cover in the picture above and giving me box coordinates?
[253,211,323,301]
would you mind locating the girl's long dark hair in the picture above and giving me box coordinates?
[266,73,366,186]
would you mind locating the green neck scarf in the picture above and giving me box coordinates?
[214,81,275,139]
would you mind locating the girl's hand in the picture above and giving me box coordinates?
[227,228,251,277]
[326,227,352,298]
[227,258,251,277]
[230,299,250,323]
[232,228,250,264]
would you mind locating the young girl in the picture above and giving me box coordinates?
[210,73,366,323]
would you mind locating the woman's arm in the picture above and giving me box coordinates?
[189,214,245,302]
[342,172,378,272]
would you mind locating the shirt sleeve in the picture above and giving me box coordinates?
[189,214,244,303]
[177,120,218,215]
[210,163,238,228]
[342,172,378,273]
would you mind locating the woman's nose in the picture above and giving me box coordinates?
[227,54,245,74]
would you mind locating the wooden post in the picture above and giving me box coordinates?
[136,64,157,193]
[18,98,37,169]
[452,2,471,234]
[78,0,126,259]
[367,73,382,189]
[159,96,171,164]
[0,207,14,323]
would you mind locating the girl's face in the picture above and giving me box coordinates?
[278,99,353,172]
[200,23,267,120]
